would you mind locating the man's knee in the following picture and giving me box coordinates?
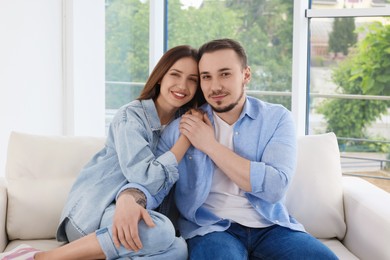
[188,232,247,260]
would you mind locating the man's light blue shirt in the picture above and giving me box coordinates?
[142,96,305,239]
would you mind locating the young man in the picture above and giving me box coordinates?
[154,38,338,259]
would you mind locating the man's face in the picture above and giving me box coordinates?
[199,49,250,113]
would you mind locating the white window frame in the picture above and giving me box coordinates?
[62,0,105,136]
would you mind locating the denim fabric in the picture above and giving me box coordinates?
[56,99,180,241]
[188,223,338,260]
[152,96,305,239]
[94,204,187,260]
[64,219,83,242]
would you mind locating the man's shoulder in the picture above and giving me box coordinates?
[248,96,286,109]
[246,96,290,118]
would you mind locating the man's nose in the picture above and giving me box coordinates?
[210,79,222,91]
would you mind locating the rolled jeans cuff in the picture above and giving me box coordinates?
[96,227,118,260]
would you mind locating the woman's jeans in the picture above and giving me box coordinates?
[187,223,338,260]
[65,203,187,260]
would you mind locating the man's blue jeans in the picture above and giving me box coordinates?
[187,223,338,260]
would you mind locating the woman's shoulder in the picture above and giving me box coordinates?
[111,100,146,124]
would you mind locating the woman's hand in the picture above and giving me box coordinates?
[112,190,155,251]
[179,112,216,154]
[186,108,205,120]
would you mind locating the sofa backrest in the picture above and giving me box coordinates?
[286,132,346,240]
[5,132,105,240]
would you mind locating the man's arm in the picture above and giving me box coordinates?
[181,108,297,203]
[180,113,252,191]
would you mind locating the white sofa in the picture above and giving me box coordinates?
[1,131,390,259]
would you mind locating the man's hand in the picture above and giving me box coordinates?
[112,191,155,251]
[179,112,215,153]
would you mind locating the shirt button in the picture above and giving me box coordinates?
[188,156,193,160]
[275,220,279,223]
[235,132,239,135]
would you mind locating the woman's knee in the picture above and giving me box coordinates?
[138,210,176,251]
[169,237,188,260]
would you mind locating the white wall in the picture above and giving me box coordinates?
[0,0,63,176]
[0,0,105,177]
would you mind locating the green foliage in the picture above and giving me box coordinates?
[351,22,390,96]
[318,22,390,143]
[328,17,357,56]
[105,0,149,108]
[167,1,241,48]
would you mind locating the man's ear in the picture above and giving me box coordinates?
[244,66,251,83]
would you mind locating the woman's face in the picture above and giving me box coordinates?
[157,57,199,110]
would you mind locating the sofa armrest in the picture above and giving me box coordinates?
[0,177,7,252]
[342,176,390,260]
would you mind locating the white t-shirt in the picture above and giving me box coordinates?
[203,112,271,228]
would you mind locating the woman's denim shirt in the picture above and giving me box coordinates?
[145,96,305,239]
[56,99,179,241]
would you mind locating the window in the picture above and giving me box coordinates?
[105,0,150,128]
[308,0,390,188]
[105,0,294,118]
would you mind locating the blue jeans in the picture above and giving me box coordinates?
[187,223,338,260]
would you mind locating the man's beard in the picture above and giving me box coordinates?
[209,85,245,113]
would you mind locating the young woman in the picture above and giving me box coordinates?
[1,45,204,260]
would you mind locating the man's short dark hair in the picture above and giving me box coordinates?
[198,38,248,69]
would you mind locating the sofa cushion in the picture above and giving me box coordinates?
[286,132,346,240]
[5,132,105,240]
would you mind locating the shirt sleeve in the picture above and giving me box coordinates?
[249,109,297,203]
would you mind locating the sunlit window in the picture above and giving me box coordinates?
[105,0,150,127]
[308,0,390,189]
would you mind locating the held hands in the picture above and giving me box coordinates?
[180,109,215,153]
[112,192,155,251]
